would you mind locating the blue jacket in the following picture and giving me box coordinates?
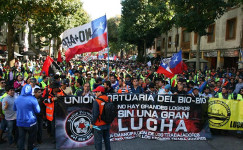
[14,84,40,127]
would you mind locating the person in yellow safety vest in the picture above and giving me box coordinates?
[74,79,83,96]
[33,66,41,80]
[40,76,48,89]
[6,67,15,85]
[0,79,6,143]
[215,74,220,82]
[86,73,96,91]
[15,67,23,77]
[38,71,46,83]
[187,75,194,83]
[236,88,243,101]
[216,86,234,100]
[42,81,66,139]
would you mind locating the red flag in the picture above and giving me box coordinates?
[41,56,62,76]
[114,55,117,60]
[57,51,62,63]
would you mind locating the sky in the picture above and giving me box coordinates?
[81,0,122,20]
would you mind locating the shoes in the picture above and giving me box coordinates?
[237,134,243,138]
[9,143,17,148]
[0,139,6,144]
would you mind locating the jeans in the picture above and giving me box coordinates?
[94,125,111,150]
[6,120,18,145]
[36,116,43,143]
[0,118,7,131]
[18,124,37,150]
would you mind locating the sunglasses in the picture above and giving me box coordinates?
[1,82,5,84]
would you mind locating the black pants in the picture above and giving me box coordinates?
[94,125,111,150]
[18,124,37,150]
[36,116,43,143]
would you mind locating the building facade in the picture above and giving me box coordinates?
[152,5,243,69]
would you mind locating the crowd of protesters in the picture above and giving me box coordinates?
[0,57,242,149]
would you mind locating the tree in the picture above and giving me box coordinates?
[30,0,90,56]
[107,16,136,58]
[171,0,234,70]
[0,0,90,65]
[107,16,121,54]
[157,0,175,57]
[120,0,168,62]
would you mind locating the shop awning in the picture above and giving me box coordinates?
[21,50,47,56]
[186,58,208,63]
[14,52,23,57]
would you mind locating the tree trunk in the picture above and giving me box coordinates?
[160,33,163,56]
[144,40,147,62]
[165,31,168,57]
[53,37,57,58]
[137,43,144,62]
[7,22,15,67]
[196,35,201,71]
[28,24,39,55]
[120,49,123,59]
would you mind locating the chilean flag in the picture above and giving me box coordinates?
[157,61,174,78]
[62,15,108,62]
[169,50,184,74]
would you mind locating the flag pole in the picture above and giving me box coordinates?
[106,14,110,80]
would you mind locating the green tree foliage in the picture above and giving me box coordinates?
[107,16,136,58]
[120,0,168,62]
[170,0,233,70]
[107,16,121,54]
[0,0,90,65]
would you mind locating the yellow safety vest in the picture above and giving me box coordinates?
[237,94,243,101]
[218,93,233,100]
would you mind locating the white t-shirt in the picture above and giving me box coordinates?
[32,85,40,95]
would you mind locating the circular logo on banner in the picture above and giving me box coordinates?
[208,100,231,127]
[65,110,93,142]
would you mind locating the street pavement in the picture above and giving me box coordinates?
[0,129,243,150]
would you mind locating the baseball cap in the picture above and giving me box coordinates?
[93,86,105,93]
[30,78,37,83]
[164,84,171,90]
[193,86,199,90]
[50,81,61,89]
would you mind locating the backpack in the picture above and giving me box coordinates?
[97,97,117,124]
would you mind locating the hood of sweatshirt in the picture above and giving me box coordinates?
[20,84,32,96]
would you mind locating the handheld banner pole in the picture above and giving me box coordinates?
[106,14,110,80]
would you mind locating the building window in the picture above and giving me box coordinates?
[194,33,198,45]
[226,17,237,40]
[156,39,161,51]
[175,34,179,47]
[181,28,191,49]
[162,38,165,48]
[208,24,215,43]
[182,30,190,42]
[168,36,171,48]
